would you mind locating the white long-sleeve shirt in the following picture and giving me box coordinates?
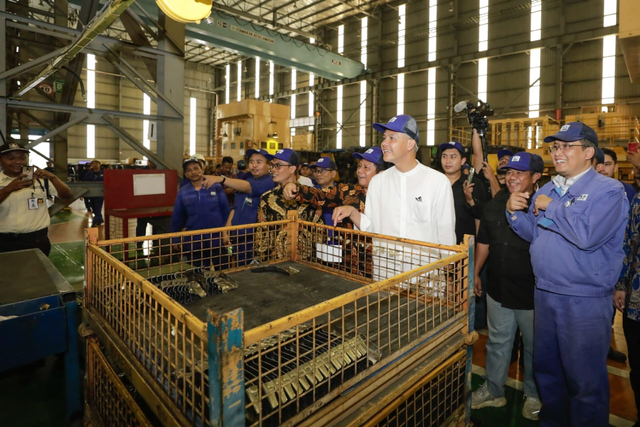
[359,160,456,283]
[360,161,456,245]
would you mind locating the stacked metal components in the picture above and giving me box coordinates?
[146,267,238,304]
[243,323,380,425]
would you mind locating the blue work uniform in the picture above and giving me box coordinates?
[507,168,628,426]
[170,182,230,267]
[230,174,275,266]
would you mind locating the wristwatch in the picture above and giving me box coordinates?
[221,176,226,185]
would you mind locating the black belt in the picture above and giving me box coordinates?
[0,228,48,239]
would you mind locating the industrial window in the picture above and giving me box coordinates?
[291,69,297,120]
[189,97,197,155]
[360,18,368,147]
[237,60,242,102]
[240,142,244,149]
[478,58,487,103]
[426,0,437,146]
[477,0,488,103]
[86,53,96,158]
[336,25,344,149]
[231,142,236,149]
[603,0,617,27]
[269,61,274,103]
[225,64,231,104]
[528,49,541,119]
[602,35,616,107]
[255,57,260,98]
[479,0,488,52]
[309,38,315,132]
[530,0,541,42]
[261,141,267,149]
[142,94,151,160]
[397,5,406,116]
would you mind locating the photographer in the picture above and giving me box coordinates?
[0,142,72,256]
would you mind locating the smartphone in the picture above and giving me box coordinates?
[21,166,33,181]
[467,167,475,185]
[629,142,638,154]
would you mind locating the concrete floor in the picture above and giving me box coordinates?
[1,200,636,426]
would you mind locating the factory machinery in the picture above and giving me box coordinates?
[82,212,477,426]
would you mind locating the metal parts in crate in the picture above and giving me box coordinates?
[83,213,475,426]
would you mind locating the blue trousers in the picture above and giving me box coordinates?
[534,289,612,427]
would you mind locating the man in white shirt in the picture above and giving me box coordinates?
[333,115,456,279]
[0,142,73,256]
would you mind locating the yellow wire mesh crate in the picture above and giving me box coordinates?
[85,338,153,427]
[84,212,475,426]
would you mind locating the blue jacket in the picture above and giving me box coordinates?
[170,182,230,246]
[231,174,275,227]
[507,168,628,297]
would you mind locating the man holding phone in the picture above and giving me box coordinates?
[439,141,488,244]
[0,142,72,256]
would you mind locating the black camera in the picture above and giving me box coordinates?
[454,100,494,134]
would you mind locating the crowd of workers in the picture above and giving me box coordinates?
[2,114,640,426]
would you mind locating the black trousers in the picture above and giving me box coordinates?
[623,315,640,419]
[0,228,51,256]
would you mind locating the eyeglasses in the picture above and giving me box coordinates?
[270,162,293,170]
[312,169,335,174]
[548,143,585,154]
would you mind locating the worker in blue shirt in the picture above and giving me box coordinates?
[506,122,628,426]
[203,148,275,266]
[170,156,230,268]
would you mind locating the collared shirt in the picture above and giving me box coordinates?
[507,168,628,297]
[616,194,640,321]
[170,182,230,246]
[231,174,275,227]
[257,185,323,224]
[295,183,366,228]
[451,174,487,244]
[0,172,57,233]
[551,167,591,196]
[359,161,456,246]
[478,189,535,310]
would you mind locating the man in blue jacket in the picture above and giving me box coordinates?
[170,157,230,268]
[506,122,628,426]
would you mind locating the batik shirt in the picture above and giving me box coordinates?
[616,193,640,321]
[255,185,323,260]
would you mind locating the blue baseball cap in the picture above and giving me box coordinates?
[439,141,465,156]
[544,122,599,146]
[311,157,336,170]
[246,148,270,159]
[372,115,420,144]
[352,147,384,165]
[500,152,544,173]
[497,149,514,160]
[265,148,300,167]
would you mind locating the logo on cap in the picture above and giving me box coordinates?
[389,116,397,123]
[365,148,374,154]
[277,149,284,154]
[8,143,19,149]
[560,124,570,132]
[512,155,521,162]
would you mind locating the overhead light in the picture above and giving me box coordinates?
[273,132,278,139]
[204,46,210,51]
[223,132,228,137]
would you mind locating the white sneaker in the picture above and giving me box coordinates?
[522,395,542,421]
[471,383,507,409]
